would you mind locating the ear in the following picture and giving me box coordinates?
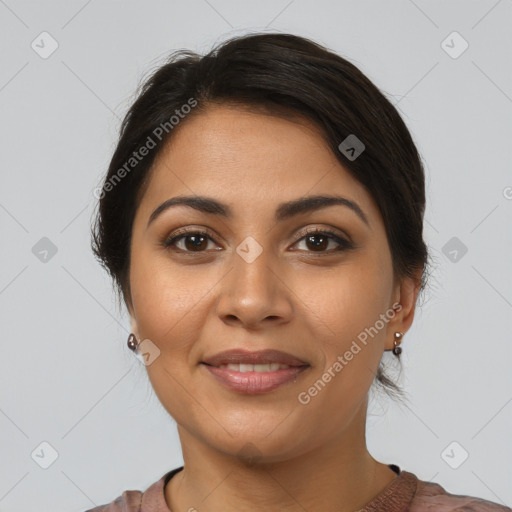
[122,280,141,339]
[385,268,423,351]
[129,312,141,340]
[125,297,141,340]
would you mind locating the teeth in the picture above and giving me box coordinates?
[219,363,292,372]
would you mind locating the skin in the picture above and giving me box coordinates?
[127,104,422,512]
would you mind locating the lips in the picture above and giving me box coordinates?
[201,349,310,394]
[201,349,309,368]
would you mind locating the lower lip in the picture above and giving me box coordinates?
[202,364,309,394]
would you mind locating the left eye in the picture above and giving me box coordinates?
[294,230,351,252]
[163,229,352,253]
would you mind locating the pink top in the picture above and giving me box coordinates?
[85,464,511,511]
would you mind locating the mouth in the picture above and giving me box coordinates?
[200,349,310,394]
[202,348,309,367]
[212,362,299,372]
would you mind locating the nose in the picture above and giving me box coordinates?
[215,244,293,330]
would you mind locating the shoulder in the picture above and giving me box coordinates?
[409,474,512,511]
[81,466,183,512]
[83,490,143,511]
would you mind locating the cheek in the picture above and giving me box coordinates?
[303,255,392,392]
[129,254,211,421]
[129,250,208,354]
[311,261,391,340]
[293,267,391,418]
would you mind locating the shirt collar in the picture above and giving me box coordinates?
[140,464,418,512]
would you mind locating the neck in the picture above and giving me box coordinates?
[165,402,398,512]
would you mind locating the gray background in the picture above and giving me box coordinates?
[1,1,511,510]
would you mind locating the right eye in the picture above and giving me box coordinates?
[162,229,219,252]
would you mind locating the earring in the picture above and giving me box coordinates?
[393,331,403,356]
[127,333,140,352]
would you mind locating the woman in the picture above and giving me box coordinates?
[88,32,511,511]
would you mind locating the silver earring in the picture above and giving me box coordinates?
[393,331,403,356]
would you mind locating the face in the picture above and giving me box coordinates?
[128,104,415,462]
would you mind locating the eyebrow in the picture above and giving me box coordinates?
[147,194,370,228]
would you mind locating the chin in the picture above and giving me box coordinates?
[202,423,308,465]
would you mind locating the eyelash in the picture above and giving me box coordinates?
[161,227,353,255]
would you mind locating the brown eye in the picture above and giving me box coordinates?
[181,233,209,251]
[303,233,329,251]
[162,228,353,255]
[294,229,353,253]
[163,230,217,252]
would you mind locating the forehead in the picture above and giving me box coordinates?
[137,104,378,223]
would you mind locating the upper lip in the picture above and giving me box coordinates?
[202,349,309,367]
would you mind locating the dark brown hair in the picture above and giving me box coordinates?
[91,32,431,401]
